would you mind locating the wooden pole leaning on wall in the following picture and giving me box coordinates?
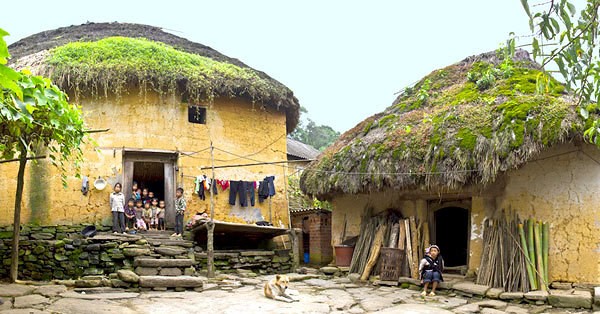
[207,142,216,278]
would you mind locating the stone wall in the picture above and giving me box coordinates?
[194,250,293,275]
[0,224,293,281]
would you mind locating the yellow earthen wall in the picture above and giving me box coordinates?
[497,143,600,283]
[0,91,290,227]
[328,143,600,283]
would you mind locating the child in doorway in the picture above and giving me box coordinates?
[134,199,147,230]
[150,198,159,230]
[419,245,444,296]
[132,182,140,200]
[157,200,166,231]
[109,183,126,234]
[141,188,150,205]
[124,198,136,231]
[142,201,152,230]
[172,187,186,237]
[148,191,155,201]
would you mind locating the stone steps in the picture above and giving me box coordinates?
[147,239,194,248]
[134,258,194,268]
[139,275,205,288]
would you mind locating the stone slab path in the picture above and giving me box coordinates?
[0,276,598,313]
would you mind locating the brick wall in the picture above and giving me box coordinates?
[291,210,332,265]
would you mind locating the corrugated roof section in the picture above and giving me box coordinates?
[287,137,320,160]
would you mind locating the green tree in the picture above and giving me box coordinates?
[291,107,341,151]
[0,28,88,282]
[520,0,600,141]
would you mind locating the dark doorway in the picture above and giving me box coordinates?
[133,162,165,201]
[302,217,310,264]
[123,151,177,227]
[434,207,469,267]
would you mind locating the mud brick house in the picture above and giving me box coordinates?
[301,50,600,284]
[1,22,300,228]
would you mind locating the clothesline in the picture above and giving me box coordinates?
[177,142,484,178]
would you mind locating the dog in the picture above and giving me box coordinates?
[264,274,299,303]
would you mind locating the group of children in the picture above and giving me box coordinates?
[126,182,166,231]
[110,182,187,237]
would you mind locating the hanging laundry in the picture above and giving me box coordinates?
[212,179,218,195]
[229,181,243,206]
[228,180,256,207]
[194,176,206,201]
[246,181,256,207]
[217,179,230,191]
[258,176,275,203]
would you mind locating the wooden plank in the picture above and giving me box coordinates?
[164,162,175,228]
[123,160,134,201]
[410,217,419,279]
[423,222,430,249]
[398,220,406,250]
[404,219,413,278]
[361,226,385,281]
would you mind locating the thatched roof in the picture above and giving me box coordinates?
[300,50,591,199]
[8,22,300,132]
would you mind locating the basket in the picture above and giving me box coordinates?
[379,247,404,281]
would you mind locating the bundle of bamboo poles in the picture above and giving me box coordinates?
[518,218,549,291]
[477,211,550,292]
[477,211,529,292]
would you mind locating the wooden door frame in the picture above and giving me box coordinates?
[122,149,178,228]
[428,199,471,266]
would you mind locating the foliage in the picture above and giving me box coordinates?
[520,0,600,143]
[0,27,89,282]
[0,70,87,184]
[45,37,292,107]
[0,28,21,100]
[290,107,340,151]
[288,175,331,210]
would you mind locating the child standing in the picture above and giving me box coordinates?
[419,245,444,296]
[109,183,126,234]
[157,200,166,231]
[150,198,159,230]
[172,188,186,237]
[143,202,152,230]
[134,199,147,230]
[124,198,136,231]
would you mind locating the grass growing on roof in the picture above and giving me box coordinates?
[44,36,289,104]
[300,51,591,199]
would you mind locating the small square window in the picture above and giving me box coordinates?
[188,106,207,124]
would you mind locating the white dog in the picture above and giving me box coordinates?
[263,274,300,303]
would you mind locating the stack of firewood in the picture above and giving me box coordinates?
[349,209,425,280]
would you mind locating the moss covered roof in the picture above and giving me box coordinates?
[8,22,300,132]
[300,50,591,199]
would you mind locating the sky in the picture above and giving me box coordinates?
[3,1,544,133]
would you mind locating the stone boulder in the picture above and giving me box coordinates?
[139,275,205,288]
[548,289,592,309]
[14,294,50,308]
[453,282,490,296]
[524,290,549,301]
[320,266,339,275]
[117,269,140,283]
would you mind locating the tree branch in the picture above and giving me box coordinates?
[0,155,46,164]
